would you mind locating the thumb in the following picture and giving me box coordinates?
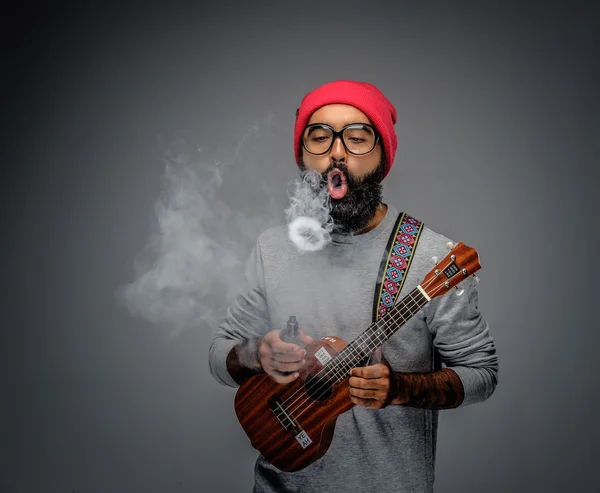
[298,328,313,345]
[368,346,384,365]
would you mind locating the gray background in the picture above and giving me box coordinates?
[3,2,599,492]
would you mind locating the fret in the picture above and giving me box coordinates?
[324,287,429,382]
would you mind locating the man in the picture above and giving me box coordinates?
[209,80,498,493]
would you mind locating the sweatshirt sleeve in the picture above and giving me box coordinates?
[208,239,272,388]
[424,275,499,406]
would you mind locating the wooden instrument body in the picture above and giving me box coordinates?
[234,336,354,472]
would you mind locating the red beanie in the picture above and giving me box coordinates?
[294,80,398,180]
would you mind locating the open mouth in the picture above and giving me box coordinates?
[327,169,348,199]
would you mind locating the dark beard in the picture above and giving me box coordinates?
[299,156,386,234]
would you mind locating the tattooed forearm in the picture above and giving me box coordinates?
[226,338,264,385]
[391,368,465,409]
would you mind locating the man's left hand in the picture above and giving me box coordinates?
[349,361,400,409]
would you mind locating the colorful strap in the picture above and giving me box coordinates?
[372,212,424,322]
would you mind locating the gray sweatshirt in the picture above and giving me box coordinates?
[209,205,498,493]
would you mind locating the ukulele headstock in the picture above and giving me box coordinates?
[420,242,481,300]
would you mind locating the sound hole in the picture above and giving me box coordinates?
[304,374,333,401]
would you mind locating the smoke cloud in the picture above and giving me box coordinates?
[115,126,281,336]
[285,169,334,253]
[115,124,334,337]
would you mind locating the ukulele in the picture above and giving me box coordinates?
[234,242,481,472]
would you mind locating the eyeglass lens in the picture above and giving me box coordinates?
[303,124,376,155]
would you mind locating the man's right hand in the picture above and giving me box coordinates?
[258,329,313,384]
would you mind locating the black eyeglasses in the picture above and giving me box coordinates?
[302,123,379,156]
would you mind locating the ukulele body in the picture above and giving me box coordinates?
[234,336,354,472]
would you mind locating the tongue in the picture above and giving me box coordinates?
[327,171,348,199]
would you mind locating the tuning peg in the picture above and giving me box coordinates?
[454,286,465,296]
[446,241,454,250]
[431,256,439,265]
[472,274,480,283]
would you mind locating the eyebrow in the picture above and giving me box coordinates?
[305,125,329,136]
[306,123,370,134]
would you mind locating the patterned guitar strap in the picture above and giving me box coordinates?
[370,212,424,363]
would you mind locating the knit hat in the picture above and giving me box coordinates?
[294,80,398,180]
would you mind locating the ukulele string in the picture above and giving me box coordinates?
[290,280,452,421]
[280,280,436,418]
[279,295,418,414]
[283,290,427,420]
[288,289,426,419]
[281,270,446,416]
[287,275,450,421]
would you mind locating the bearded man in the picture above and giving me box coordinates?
[209,80,498,493]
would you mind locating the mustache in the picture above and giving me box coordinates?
[323,161,348,174]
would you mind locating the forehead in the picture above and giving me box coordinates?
[307,104,372,128]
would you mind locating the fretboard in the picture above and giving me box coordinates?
[324,287,428,383]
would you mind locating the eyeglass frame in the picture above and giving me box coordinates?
[301,122,380,156]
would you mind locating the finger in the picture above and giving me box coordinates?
[258,345,303,366]
[349,376,386,390]
[271,349,307,363]
[351,363,389,379]
[298,328,313,345]
[263,330,304,353]
[267,369,300,385]
[270,358,306,373]
[349,387,380,400]
[368,347,383,365]
[272,338,307,355]
[264,356,306,371]
[262,357,303,376]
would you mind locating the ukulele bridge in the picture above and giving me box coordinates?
[268,394,313,449]
[268,394,298,431]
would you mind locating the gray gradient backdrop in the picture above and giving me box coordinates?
[3,2,599,492]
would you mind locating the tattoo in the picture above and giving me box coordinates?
[391,368,465,409]
[225,338,264,385]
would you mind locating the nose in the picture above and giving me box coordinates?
[330,135,348,162]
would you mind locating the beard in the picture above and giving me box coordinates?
[299,155,386,234]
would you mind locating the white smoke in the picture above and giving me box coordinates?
[116,123,337,337]
[115,126,282,337]
[285,169,334,252]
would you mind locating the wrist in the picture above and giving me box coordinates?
[250,337,264,371]
[388,368,465,409]
[225,338,264,386]
[237,338,263,371]
[390,372,410,406]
